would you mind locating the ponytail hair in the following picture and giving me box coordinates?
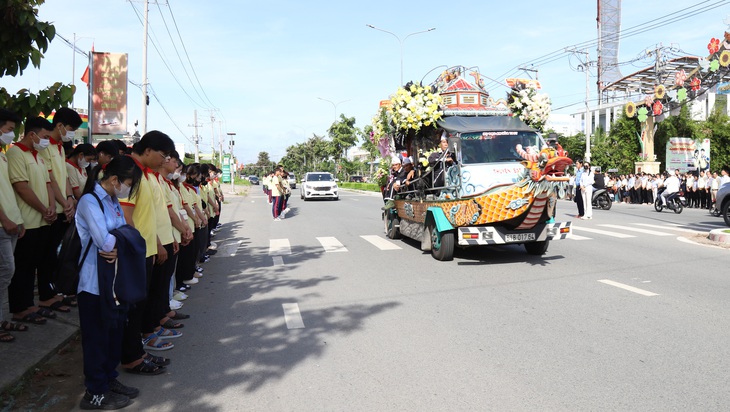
[66,143,96,160]
[82,155,143,198]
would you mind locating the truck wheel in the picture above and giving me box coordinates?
[525,240,549,255]
[385,213,401,239]
[428,224,454,261]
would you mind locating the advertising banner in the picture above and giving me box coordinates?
[665,137,710,174]
[92,52,128,134]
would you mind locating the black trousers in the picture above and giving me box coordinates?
[121,256,154,364]
[147,243,175,331]
[176,237,197,287]
[78,291,126,395]
[197,224,208,260]
[40,215,69,300]
[9,226,50,313]
[575,185,584,216]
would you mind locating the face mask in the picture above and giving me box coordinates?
[78,157,90,169]
[33,136,50,151]
[90,161,98,169]
[179,173,186,183]
[61,129,75,142]
[114,182,131,199]
[584,166,589,170]
[0,131,15,145]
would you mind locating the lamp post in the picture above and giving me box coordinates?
[227,132,236,193]
[316,97,350,123]
[366,24,436,86]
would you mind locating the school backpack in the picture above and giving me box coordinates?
[54,192,103,296]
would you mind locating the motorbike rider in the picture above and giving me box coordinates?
[660,169,680,207]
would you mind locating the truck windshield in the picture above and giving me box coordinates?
[459,131,541,164]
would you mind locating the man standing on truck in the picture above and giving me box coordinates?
[428,135,455,188]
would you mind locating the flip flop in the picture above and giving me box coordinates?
[1,321,29,332]
[156,327,182,339]
[124,359,166,375]
[144,353,171,367]
[35,307,57,319]
[0,332,15,343]
[160,318,184,329]
[170,311,190,320]
[40,301,71,313]
[142,335,174,351]
[12,312,47,325]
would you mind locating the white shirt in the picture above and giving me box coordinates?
[664,176,680,194]
[580,170,595,189]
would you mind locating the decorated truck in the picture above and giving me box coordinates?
[373,66,573,261]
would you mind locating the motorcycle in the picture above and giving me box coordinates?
[654,188,684,214]
[592,188,613,210]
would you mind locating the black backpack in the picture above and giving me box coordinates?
[54,192,103,296]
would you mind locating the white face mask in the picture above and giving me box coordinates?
[61,128,75,142]
[78,157,90,169]
[178,173,186,183]
[114,182,131,199]
[0,131,15,145]
[167,172,180,181]
[34,136,51,151]
[90,161,99,169]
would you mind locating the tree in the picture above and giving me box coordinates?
[589,113,641,173]
[255,151,275,172]
[703,106,730,171]
[0,0,75,121]
[327,114,359,179]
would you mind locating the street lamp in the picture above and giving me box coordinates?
[366,24,436,86]
[227,132,236,193]
[316,97,350,122]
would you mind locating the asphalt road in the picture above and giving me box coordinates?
[114,190,730,412]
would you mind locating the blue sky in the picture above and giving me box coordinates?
[3,0,727,164]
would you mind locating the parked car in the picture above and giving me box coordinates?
[349,175,364,182]
[287,173,297,189]
[248,175,260,185]
[716,181,730,226]
[300,172,338,201]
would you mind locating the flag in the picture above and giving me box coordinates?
[80,43,95,87]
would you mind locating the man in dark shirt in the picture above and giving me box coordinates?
[428,135,455,188]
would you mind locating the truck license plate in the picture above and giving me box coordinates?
[506,233,535,242]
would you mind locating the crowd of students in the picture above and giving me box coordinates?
[0,107,226,410]
[261,167,291,220]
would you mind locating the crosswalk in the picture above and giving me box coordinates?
[260,222,722,257]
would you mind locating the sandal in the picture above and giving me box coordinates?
[124,359,166,375]
[40,301,71,313]
[170,311,190,320]
[160,318,184,329]
[62,296,78,307]
[0,332,15,343]
[144,353,171,367]
[35,307,57,319]
[142,334,174,351]
[12,312,47,325]
[156,327,182,339]
[1,321,29,332]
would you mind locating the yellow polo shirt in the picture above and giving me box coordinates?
[159,175,181,243]
[151,172,174,246]
[0,152,24,226]
[66,160,87,194]
[120,160,157,257]
[180,184,196,232]
[6,143,51,230]
[40,138,68,214]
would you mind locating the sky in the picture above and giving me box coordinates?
[3,0,729,164]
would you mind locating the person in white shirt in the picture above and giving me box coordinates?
[720,166,730,187]
[660,170,681,206]
[579,162,595,219]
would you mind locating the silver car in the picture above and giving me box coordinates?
[287,173,297,189]
[300,172,338,201]
[716,181,730,226]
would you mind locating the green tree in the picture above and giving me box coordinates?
[590,113,641,173]
[558,133,587,162]
[327,114,359,179]
[703,106,730,171]
[0,0,75,122]
[255,151,275,172]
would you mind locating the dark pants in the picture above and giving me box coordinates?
[9,226,50,313]
[147,243,175,332]
[213,199,221,228]
[197,224,208,260]
[121,256,154,364]
[207,217,214,247]
[272,195,284,218]
[574,185,585,216]
[176,237,197,287]
[39,215,69,300]
[78,291,125,395]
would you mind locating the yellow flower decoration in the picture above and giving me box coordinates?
[654,85,666,100]
[625,101,636,118]
[721,50,730,67]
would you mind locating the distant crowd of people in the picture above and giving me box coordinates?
[261,167,291,220]
[0,107,226,409]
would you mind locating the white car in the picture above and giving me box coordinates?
[287,173,297,189]
[300,172,338,201]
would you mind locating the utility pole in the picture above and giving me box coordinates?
[188,110,201,162]
[141,0,149,135]
[518,67,538,80]
[209,111,216,166]
[218,120,224,163]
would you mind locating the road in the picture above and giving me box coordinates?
[115,190,730,412]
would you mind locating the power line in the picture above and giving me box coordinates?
[147,84,195,145]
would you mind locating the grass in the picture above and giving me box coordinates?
[338,182,381,192]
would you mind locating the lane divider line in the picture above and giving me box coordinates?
[269,239,292,255]
[598,279,659,297]
[571,226,635,238]
[599,224,673,236]
[360,235,402,250]
[272,256,284,266]
[316,236,348,253]
[282,303,305,329]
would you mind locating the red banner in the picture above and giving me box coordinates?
[92,52,128,134]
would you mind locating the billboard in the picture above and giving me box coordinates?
[91,52,128,134]
[665,137,710,174]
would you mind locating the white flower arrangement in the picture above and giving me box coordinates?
[507,85,551,131]
[388,82,443,133]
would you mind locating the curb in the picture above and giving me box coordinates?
[708,228,730,244]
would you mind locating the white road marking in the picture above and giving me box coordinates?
[571,226,636,238]
[282,303,305,329]
[269,239,291,255]
[599,224,673,236]
[360,235,402,250]
[316,236,348,252]
[230,240,244,256]
[272,256,284,266]
[635,223,703,234]
[598,279,659,296]
[677,236,728,249]
[567,233,592,240]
